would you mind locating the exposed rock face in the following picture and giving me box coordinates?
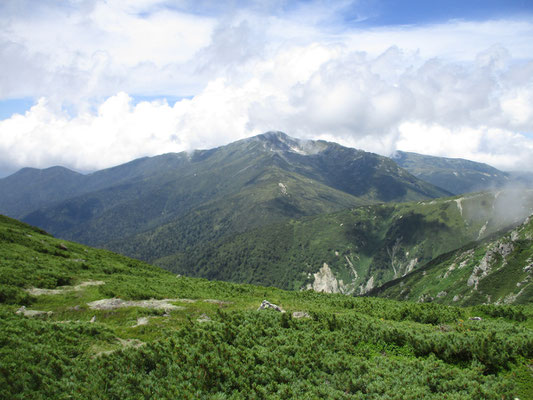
[307,263,341,293]
[444,250,474,279]
[468,241,514,290]
[497,287,526,305]
[257,300,285,313]
[403,258,418,276]
[133,317,149,327]
[278,182,288,196]
[359,276,375,295]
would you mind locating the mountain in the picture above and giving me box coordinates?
[509,171,533,187]
[156,189,533,295]
[0,154,193,219]
[1,214,532,398]
[0,166,85,219]
[368,211,533,306]
[391,150,511,195]
[4,132,448,256]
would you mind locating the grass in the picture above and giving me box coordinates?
[1,214,532,398]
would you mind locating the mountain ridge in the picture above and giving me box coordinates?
[391,150,511,195]
[1,132,449,254]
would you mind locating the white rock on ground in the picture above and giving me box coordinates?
[26,280,105,296]
[16,306,52,318]
[257,300,285,313]
[87,298,185,311]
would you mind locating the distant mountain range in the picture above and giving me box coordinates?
[391,150,512,195]
[1,131,446,247]
[1,131,532,304]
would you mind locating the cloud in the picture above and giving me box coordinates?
[396,123,533,171]
[2,41,533,174]
[0,0,215,103]
[0,1,533,175]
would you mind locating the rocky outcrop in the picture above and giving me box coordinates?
[418,293,434,303]
[16,306,52,318]
[359,276,375,295]
[306,263,341,293]
[257,300,285,313]
[203,299,232,305]
[197,314,212,323]
[133,317,149,327]
[403,258,418,276]
[468,241,514,290]
[26,280,105,296]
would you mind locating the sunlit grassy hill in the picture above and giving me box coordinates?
[1,214,532,399]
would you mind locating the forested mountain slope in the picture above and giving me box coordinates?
[3,132,447,256]
[0,154,192,219]
[156,190,533,294]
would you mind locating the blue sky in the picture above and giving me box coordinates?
[0,98,35,120]
[0,0,532,176]
[353,0,533,26]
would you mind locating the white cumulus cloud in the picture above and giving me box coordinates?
[1,1,533,175]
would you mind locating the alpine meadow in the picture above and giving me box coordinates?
[1,1,533,399]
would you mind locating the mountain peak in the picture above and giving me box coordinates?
[250,131,327,155]
[257,130,291,141]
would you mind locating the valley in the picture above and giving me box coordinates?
[1,132,533,398]
[3,2,533,398]
[1,132,533,305]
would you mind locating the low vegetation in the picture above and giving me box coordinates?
[1,214,532,398]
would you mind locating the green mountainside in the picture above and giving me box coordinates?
[0,166,85,219]
[155,190,533,296]
[369,212,533,306]
[391,150,511,195]
[0,154,192,219]
[4,132,447,256]
[1,214,532,399]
